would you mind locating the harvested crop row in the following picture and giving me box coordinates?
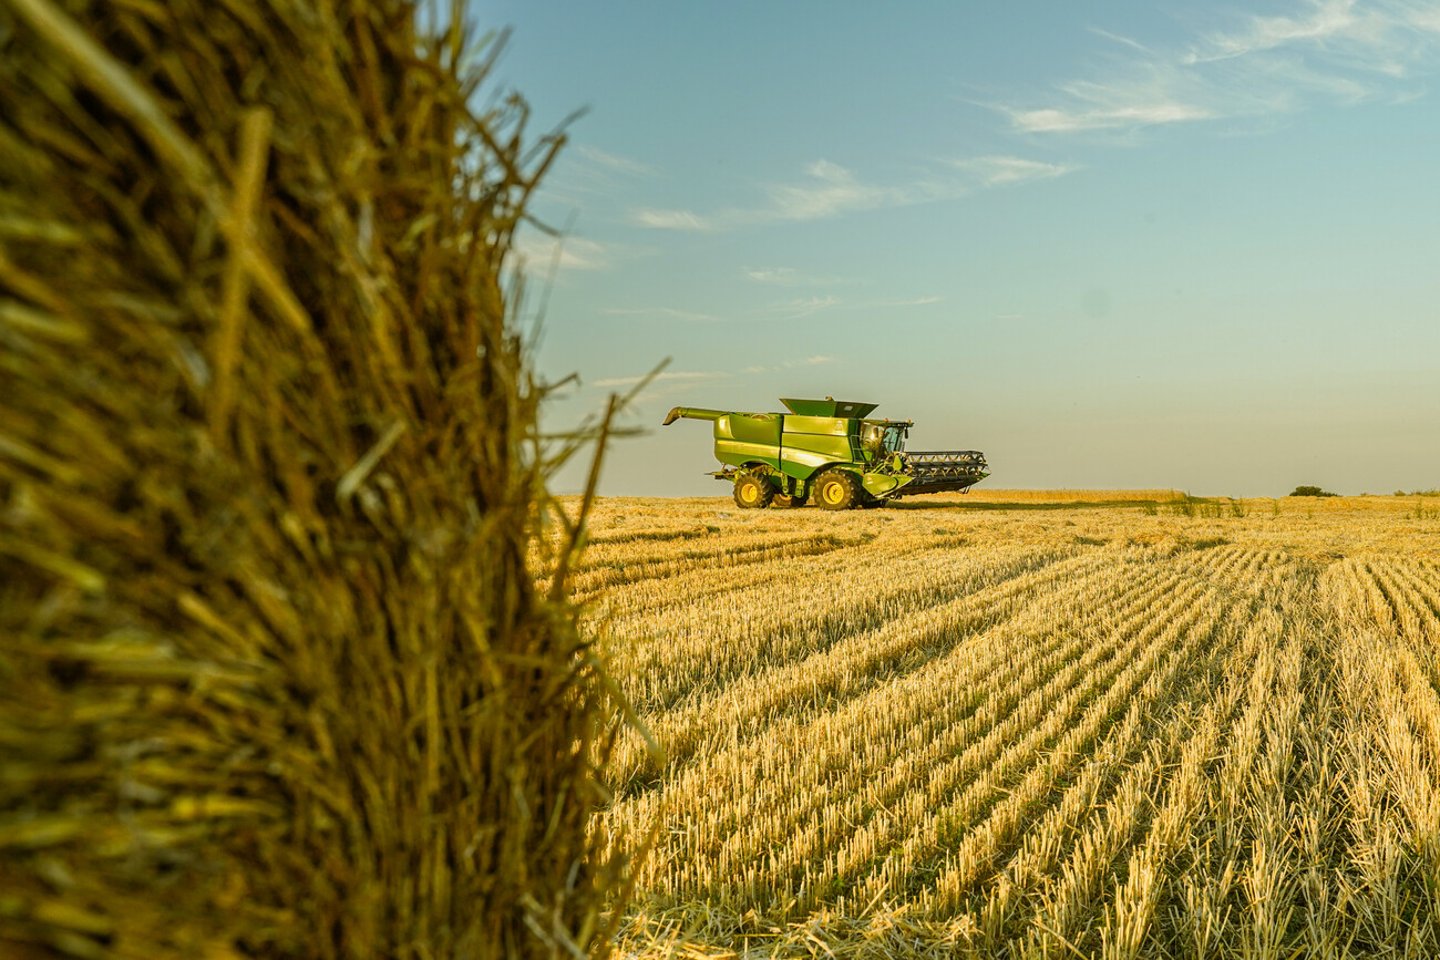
[588,496,1440,958]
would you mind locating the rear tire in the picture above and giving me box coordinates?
[733,474,773,509]
[814,470,860,511]
[772,492,808,509]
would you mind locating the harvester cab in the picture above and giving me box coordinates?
[662,396,988,510]
[860,421,908,460]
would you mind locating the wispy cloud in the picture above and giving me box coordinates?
[1415,6,1440,32]
[632,207,713,231]
[874,295,943,307]
[592,370,729,389]
[595,355,837,389]
[762,159,907,221]
[1009,99,1215,134]
[743,266,856,286]
[1003,0,1440,135]
[753,293,941,321]
[741,355,838,375]
[512,233,609,272]
[628,160,901,231]
[762,295,844,321]
[541,144,656,203]
[1088,27,1155,54]
[599,292,938,336]
[1180,0,1422,68]
[632,154,1071,232]
[746,266,803,284]
[575,145,655,177]
[601,306,719,323]
[949,155,1076,185]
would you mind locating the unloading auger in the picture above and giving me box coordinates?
[662,396,988,509]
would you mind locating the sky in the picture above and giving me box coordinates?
[479,0,1440,497]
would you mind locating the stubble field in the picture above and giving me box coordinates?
[576,491,1440,958]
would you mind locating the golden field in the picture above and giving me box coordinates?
[573,492,1440,958]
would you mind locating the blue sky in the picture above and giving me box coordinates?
[481,1,1440,496]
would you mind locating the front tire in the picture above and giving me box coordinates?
[733,474,774,509]
[814,470,860,510]
[772,492,808,509]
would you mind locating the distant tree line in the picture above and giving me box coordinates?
[1289,485,1337,497]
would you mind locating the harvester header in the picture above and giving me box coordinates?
[663,396,988,510]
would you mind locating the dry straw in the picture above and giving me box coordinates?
[0,0,639,956]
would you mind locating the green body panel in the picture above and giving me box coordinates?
[777,413,860,478]
[862,472,911,498]
[721,413,781,445]
[715,444,781,471]
[782,415,851,437]
[778,435,854,477]
[713,412,782,472]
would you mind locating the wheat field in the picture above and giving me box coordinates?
[573,492,1440,958]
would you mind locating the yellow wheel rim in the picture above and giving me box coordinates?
[823,482,844,505]
[740,484,757,504]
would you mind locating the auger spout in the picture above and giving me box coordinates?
[662,406,726,426]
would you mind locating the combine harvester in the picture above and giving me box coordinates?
[663,396,988,509]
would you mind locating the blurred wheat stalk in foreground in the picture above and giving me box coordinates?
[0,1,636,957]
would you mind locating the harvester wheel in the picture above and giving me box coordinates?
[815,470,860,510]
[733,474,773,509]
[772,493,807,509]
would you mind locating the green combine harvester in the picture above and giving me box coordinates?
[663,396,988,509]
